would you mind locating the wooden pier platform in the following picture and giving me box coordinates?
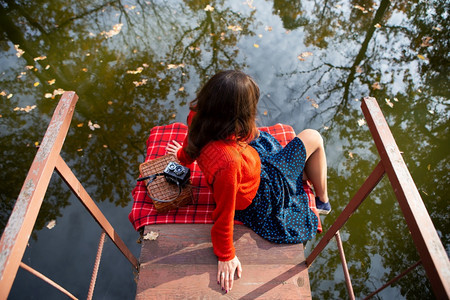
[136,224,311,299]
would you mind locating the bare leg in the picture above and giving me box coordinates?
[297,129,329,203]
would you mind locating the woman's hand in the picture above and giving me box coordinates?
[166,140,182,156]
[217,256,242,293]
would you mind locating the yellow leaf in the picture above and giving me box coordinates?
[44,93,53,98]
[385,98,394,108]
[7,94,13,99]
[227,25,242,32]
[103,145,108,148]
[82,68,88,72]
[77,148,83,152]
[143,231,159,240]
[427,164,431,171]
[0,91,6,96]
[265,26,272,31]
[371,82,381,90]
[77,123,84,127]
[46,220,56,229]
[357,119,366,126]
[204,4,214,11]
[34,82,40,87]
[127,67,144,74]
[108,101,113,105]
[253,44,259,48]
[47,79,56,85]
[348,152,354,159]
[417,54,426,60]
[33,55,47,61]
[374,23,381,28]
[35,141,39,146]
[263,110,268,115]
[45,65,50,70]
[25,65,34,70]
[178,86,185,91]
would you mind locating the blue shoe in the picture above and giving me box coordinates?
[316,197,331,215]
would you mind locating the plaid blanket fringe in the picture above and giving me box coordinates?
[129,123,322,233]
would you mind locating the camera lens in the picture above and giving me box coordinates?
[174,165,185,175]
[168,162,176,171]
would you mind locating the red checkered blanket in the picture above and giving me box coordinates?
[129,123,322,233]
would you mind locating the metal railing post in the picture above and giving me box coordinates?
[0,92,78,299]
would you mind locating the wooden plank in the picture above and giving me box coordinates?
[136,224,311,299]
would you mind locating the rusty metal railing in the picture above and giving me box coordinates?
[306,97,450,299]
[0,92,139,300]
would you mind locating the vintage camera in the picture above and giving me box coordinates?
[163,162,190,187]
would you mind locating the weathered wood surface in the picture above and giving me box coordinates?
[136,224,311,299]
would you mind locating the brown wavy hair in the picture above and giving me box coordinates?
[185,70,260,159]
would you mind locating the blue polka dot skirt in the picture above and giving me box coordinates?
[235,131,319,244]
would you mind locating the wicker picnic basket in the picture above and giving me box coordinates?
[139,154,194,213]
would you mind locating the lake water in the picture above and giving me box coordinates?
[1,0,448,299]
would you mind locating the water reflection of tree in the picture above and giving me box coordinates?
[271,0,448,298]
[0,0,253,235]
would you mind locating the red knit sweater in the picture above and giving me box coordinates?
[177,112,261,261]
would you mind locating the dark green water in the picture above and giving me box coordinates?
[0,0,448,299]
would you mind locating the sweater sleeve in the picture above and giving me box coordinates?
[210,163,239,261]
[177,110,197,165]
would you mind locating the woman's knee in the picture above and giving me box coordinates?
[297,129,323,147]
[297,129,324,157]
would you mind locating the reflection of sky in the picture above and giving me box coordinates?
[1,0,448,299]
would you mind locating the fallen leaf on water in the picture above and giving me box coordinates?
[428,110,434,114]
[14,45,25,57]
[204,4,214,11]
[427,164,431,170]
[374,23,381,28]
[323,126,329,130]
[52,88,65,96]
[103,145,108,148]
[14,105,37,113]
[34,55,47,61]
[417,54,427,60]
[421,36,432,47]
[348,152,354,159]
[171,113,176,118]
[227,25,242,32]
[385,98,394,108]
[355,66,363,73]
[35,141,39,147]
[357,119,366,126]
[100,23,123,38]
[25,65,34,70]
[44,93,53,98]
[88,120,101,131]
[265,26,272,31]
[432,26,442,31]
[142,63,149,68]
[77,148,83,152]
[108,101,113,105]
[133,79,148,87]
[46,220,56,229]
[253,43,259,48]
[263,110,268,115]
[82,68,88,72]
[354,5,368,13]
[167,63,185,69]
[297,52,313,61]
[178,86,185,91]
[0,91,6,96]
[7,94,13,99]
[77,123,84,127]
[34,82,40,87]
[127,67,144,74]
[45,65,50,70]
[371,82,381,90]
[393,97,399,102]
[258,34,263,38]
[143,231,159,240]
[47,79,56,85]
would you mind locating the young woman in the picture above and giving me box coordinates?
[166,70,330,293]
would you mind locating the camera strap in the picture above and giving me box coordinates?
[137,173,183,203]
